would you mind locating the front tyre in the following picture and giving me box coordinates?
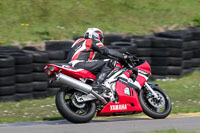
[56,87,96,123]
[139,86,172,119]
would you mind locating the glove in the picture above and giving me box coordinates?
[123,54,137,61]
[123,54,131,60]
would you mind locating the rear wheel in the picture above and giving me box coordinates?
[139,86,172,119]
[56,87,96,123]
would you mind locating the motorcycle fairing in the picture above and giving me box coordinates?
[136,60,151,74]
[97,81,143,116]
[135,61,151,87]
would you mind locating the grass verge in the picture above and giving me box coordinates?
[154,71,200,114]
[0,71,200,124]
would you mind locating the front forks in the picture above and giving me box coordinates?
[144,82,160,100]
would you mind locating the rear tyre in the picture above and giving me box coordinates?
[56,87,96,123]
[139,86,172,119]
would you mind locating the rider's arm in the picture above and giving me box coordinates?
[92,40,126,61]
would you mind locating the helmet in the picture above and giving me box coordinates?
[84,28,104,41]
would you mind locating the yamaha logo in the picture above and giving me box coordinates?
[110,104,127,111]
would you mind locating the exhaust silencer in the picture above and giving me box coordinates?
[56,73,107,104]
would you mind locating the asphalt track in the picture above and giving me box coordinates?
[0,113,200,133]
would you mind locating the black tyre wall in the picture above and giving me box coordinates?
[192,58,200,67]
[0,55,15,68]
[168,57,183,66]
[47,50,68,60]
[48,60,67,64]
[168,66,183,75]
[183,60,192,69]
[22,46,39,51]
[33,73,48,81]
[151,57,168,66]
[15,93,33,101]
[188,27,200,40]
[23,50,49,63]
[15,74,33,83]
[0,76,15,86]
[15,64,33,74]
[33,91,48,99]
[11,52,32,65]
[0,54,16,99]
[150,37,183,48]
[30,50,49,98]
[136,48,152,57]
[193,49,200,58]
[167,48,183,57]
[154,29,192,41]
[151,66,168,75]
[0,95,16,102]
[33,82,48,91]
[32,63,47,72]
[183,42,194,51]
[45,40,73,51]
[0,86,16,96]
[183,51,193,60]
[110,42,137,54]
[0,67,15,77]
[47,87,60,96]
[104,34,123,45]
[15,83,33,93]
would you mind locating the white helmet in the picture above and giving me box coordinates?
[84,28,104,41]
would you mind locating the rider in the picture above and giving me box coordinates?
[66,28,129,92]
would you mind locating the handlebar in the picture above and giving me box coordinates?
[123,52,139,72]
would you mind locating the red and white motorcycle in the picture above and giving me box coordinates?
[44,54,172,123]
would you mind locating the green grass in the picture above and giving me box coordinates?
[1,0,200,45]
[0,97,62,124]
[0,71,200,124]
[154,71,200,113]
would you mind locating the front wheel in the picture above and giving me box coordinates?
[139,86,172,119]
[56,87,96,123]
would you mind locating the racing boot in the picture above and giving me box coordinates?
[92,72,110,94]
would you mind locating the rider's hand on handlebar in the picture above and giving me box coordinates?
[123,54,138,61]
[123,54,131,60]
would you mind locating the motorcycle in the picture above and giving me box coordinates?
[44,54,172,123]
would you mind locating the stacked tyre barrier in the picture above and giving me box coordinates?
[11,52,33,101]
[188,28,200,70]
[132,36,152,66]
[45,40,73,95]
[191,41,200,70]
[0,46,21,101]
[182,41,194,74]
[0,55,16,101]
[155,27,200,77]
[150,37,183,79]
[24,50,49,98]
